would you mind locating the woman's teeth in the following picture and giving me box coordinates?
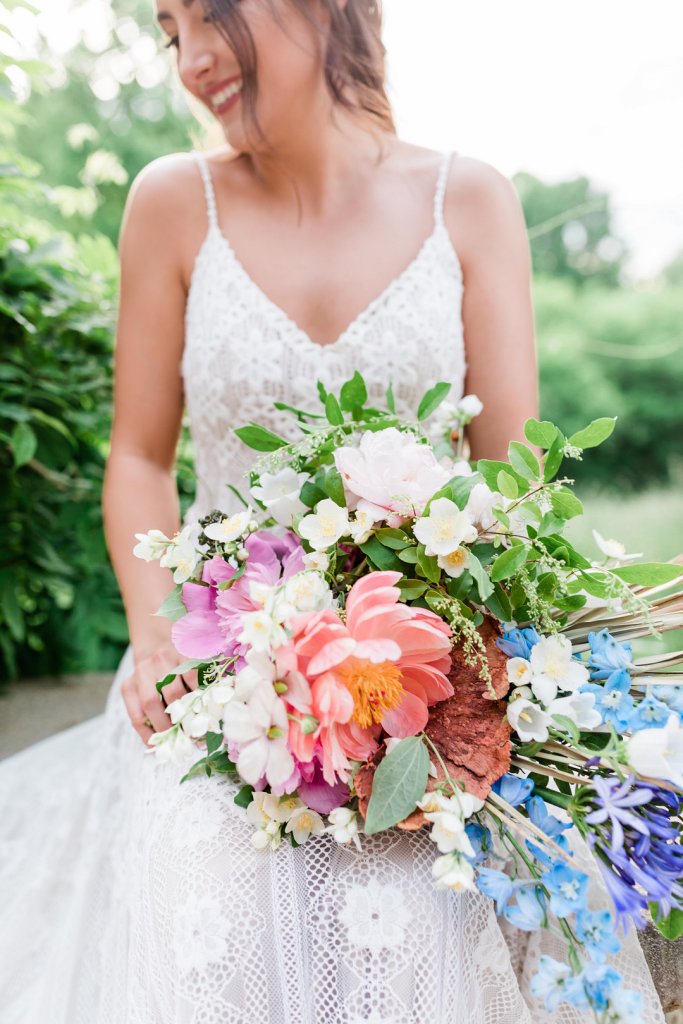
[210,80,242,109]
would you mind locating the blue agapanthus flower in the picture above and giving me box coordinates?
[497,624,540,660]
[581,667,634,730]
[587,628,634,679]
[492,773,534,807]
[541,861,589,918]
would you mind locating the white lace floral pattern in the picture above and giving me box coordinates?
[0,149,666,1023]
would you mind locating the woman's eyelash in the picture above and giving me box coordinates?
[164,35,179,50]
[163,14,217,49]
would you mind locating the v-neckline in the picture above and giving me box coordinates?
[208,221,445,351]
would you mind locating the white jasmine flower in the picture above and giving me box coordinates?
[280,571,333,616]
[159,523,204,583]
[146,724,196,763]
[285,806,325,844]
[507,691,551,743]
[465,482,504,533]
[592,529,642,564]
[222,684,294,787]
[325,806,362,851]
[201,682,236,725]
[348,507,378,545]
[413,497,478,557]
[250,817,283,851]
[239,609,284,652]
[250,467,309,527]
[298,498,350,551]
[248,580,278,613]
[432,852,476,892]
[133,529,171,562]
[627,714,683,787]
[437,546,469,578]
[529,634,589,704]
[450,458,475,477]
[506,657,533,688]
[547,691,602,731]
[303,550,329,572]
[204,508,253,544]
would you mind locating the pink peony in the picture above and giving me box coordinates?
[284,570,454,784]
[333,427,450,527]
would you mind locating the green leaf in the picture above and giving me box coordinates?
[316,379,328,405]
[477,459,528,493]
[650,906,683,941]
[397,578,429,600]
[490,544,528,582]
[543,433,566,482]
[397,546,419,564]
[416,544,441,583]
[10,421,37,467]
[376,528,411,550]
[524,419,558,449]
[497,470,519,500]
[234,423,289,452]
[324,466,346,507]
[569,417,617,450]
[417,381,451,421]
[324,393,345,425]
[386,381,396,413]
[550,487,584,520]
[300,480,326,508]
[0,584,24,642]
[467,552,494,601]
[364,737,430,835]
[550,714,580,745]
[508,441,540,481]
[154,588,187,622]
[206,731,223,755]
[485,582,513,621]
[339,371,368,411]
[611,563,683,586]
[359,536,403,571]
[234,784,255,809]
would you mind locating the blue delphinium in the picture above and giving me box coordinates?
[655,684,683,718]
[628,692,672,731]
[464,822,492,864]
[502,884,546,931]
[574,908,621,963]
[492,772,535,807]
[580,963,622,1011]
[541,861,589,918]
[609,986,645,1023]
[530,956,588,1012]
[497,624,540,660]
[475,867,515,912]
[581,667,634,730]
[587,628,634,679]
[525,795,572,866]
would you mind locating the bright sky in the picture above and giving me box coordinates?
[18,0,683,280]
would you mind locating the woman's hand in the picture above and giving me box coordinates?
[121,639,199,745]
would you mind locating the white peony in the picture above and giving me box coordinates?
[627,714,683,787]
[413,497,478,557]
[298,498,350,551]
[529,634,589,704]
[250,468,308,527]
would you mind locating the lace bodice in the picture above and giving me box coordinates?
[181,149,466,521]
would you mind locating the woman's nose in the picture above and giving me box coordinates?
[179,44,215,87]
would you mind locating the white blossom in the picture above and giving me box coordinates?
[437,546,469,578]
[298,498,350,551]
[506,657,533,688]
[285,806,326,844]
[348,507,378,545]
[547,691,601,731]
[529,634,589,704]
[222,684,294,787]
[507,688,551,743]
[146,724,196,763]
[465,482,504,533]
[280,571,333,616]
[159,523,204,583]
[592,529,642,564]
[457,394,484,421]
[413,497,478,557]
[627,714,683,787]
[250,467,309,527]
[325,806,362,851]
[133,529,171,562]
[432,852,476,892]
[204,508,254,545]
[303,550,329,572]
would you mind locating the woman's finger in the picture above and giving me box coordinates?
[121,672,155,746]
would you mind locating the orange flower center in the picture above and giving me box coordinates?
[338,659,404,728]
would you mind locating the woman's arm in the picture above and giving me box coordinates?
[103,155,200,738]
[444,158,539,462]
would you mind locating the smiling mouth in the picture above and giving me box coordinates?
[209,78,243,111]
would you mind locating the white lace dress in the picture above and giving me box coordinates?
[0,151,665,1024]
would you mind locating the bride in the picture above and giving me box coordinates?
[0,1,666,1021]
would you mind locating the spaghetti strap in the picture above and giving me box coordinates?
[193,152,219,232]
[434,150,456,227]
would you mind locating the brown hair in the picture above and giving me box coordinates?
[198,0,396,139]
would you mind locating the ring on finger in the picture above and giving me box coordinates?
[142,715,154,730]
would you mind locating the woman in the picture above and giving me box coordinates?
[0,1,665,1021]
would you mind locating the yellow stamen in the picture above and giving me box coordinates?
[338,659,404,728]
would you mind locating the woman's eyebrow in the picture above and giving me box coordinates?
[157,0,196,23]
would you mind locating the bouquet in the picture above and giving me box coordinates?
[135,372,683,1022]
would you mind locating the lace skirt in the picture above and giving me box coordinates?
[0,647,666,1024]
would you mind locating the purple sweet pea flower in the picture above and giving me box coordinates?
[172,555,237,659]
